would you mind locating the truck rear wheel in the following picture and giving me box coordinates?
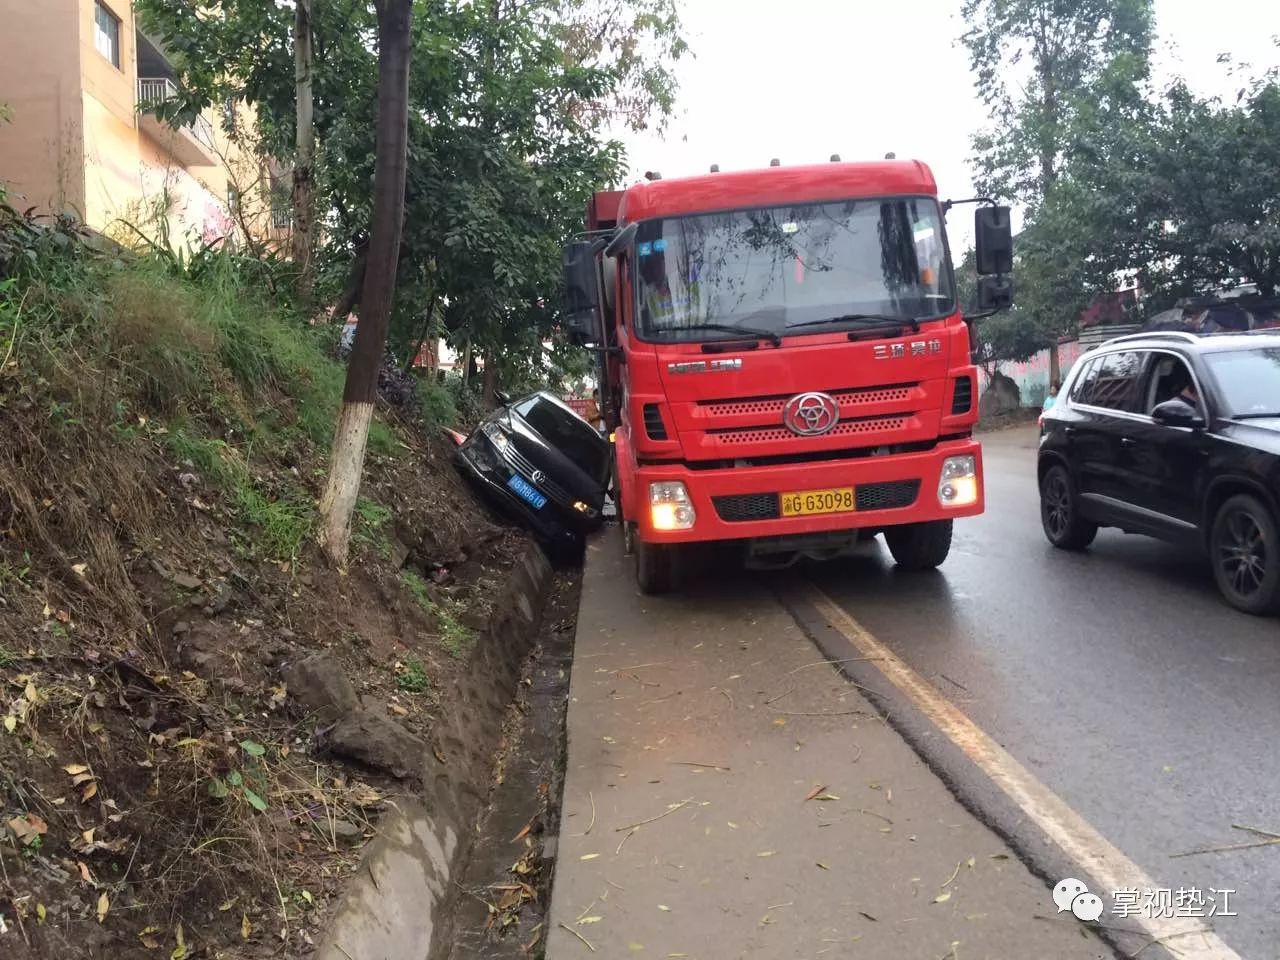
[885,520,953,571]
[635,537,676,595]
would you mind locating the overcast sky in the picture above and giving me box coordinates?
[614,1,1280,248]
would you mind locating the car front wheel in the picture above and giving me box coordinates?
[1039,464,1097,550]
[1211,494,1280,615]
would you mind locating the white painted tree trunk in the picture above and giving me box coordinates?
[317,400,374,566]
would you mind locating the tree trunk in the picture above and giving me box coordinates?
[317,0,414,566]
[291,0,316,302]
[482,355,498,409]
[460,341,473,388]
[1048,339,1061,387]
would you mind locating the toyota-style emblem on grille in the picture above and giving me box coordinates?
[530,469,546,484]
[782,392,840,436]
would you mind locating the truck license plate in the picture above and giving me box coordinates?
[780,487,855,517]
[506,474,547,510]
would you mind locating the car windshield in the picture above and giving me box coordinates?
[633,197,954,341]
[512,396,608,481]
[1203,346,1280,417]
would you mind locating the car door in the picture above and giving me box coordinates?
[1116,351,1211,539]
[1068,350,1146,517]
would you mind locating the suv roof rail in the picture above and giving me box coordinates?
[1100,330,1201,347]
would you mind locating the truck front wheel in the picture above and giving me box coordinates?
[885,520,953,571]
[635,537,676,595]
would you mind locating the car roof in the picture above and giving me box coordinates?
[1083,329,1280,359]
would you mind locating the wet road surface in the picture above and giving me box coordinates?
[805,427,1280,959]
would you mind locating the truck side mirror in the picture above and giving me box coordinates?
[977,275,1013,311]
[563,241,601,346]
[975,205,1012,276]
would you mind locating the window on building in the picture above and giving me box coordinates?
[94,1,121,69]
[222,96,238,133]
[227,186,240,215]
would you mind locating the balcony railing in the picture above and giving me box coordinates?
[136,77,216,153]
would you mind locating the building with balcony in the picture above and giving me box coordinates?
[0,0,289,251]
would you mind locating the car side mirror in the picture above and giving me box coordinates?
[494,389,511,405]
[977,275,1013,311]
[1151,398,1205,429]
[975,205,1012,276]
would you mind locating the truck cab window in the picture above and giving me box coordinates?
[632,197,954,342]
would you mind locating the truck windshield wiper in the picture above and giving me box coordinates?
[786,313,920,332]
[1232,411,1280,420]
[656,323,782,347]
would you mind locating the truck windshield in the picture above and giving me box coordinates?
[633,197,953,341]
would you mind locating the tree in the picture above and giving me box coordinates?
[317,0,414,564]
[1068,69,1280,303]
[962,0,1153,379]
[292,0,316,299]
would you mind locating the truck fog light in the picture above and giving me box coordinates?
[938,455,978,506]
[649,481,696,530]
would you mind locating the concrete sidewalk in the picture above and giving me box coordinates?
[545,531,1110,959]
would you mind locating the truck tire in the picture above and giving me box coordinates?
[885,520,953,571]
[1210,494,1280,616]
[635,538,676,594]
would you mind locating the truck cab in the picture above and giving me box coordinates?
[564,159,1012,592]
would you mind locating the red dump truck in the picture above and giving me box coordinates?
[563,158,1013,593]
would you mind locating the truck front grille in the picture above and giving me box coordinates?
[710,415,911,446]
[712,480,921,522]
[700,385,914,418]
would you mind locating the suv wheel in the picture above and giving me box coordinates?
[1211,494,1280,615]
[1040,464,1097,550]
[885,520,953,570]
[635,538,676,595]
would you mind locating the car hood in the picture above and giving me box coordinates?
[1218,418,1280,456]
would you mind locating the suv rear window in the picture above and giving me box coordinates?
[1072,351,1144,412]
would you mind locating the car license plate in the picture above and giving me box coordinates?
[780,487,855,517]
[506,474,547,510]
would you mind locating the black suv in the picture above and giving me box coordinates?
[1037,331,1280,614]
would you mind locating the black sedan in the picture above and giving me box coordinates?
[1037,330,1280,614]
[455,391,610,553]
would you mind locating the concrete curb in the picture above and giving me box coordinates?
[316,544,553,960]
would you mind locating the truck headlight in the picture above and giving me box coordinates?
[481,421,511,454]
[938,455,978,506]
[649,481,696,530]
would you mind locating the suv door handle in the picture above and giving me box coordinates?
[1119,436,1137,447]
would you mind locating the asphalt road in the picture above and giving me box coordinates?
[803,426,1280,959]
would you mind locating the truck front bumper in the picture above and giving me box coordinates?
[633,439,983,544]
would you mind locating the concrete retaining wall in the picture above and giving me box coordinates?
[316,544,553,960]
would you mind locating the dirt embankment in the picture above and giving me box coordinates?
[0,236,536,957]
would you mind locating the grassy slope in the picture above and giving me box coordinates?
[0,233,520,957]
